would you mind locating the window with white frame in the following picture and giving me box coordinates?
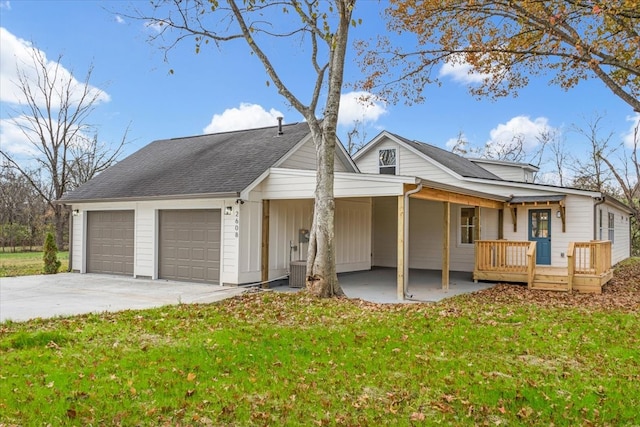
[460,207,475,244]
[379,149,396,175]
[599,209,603,240]
[608,212,615,242]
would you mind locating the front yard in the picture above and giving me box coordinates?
[1,260,638,426]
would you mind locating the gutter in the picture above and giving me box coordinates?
[593,196,606,240]
[402,183,423,299]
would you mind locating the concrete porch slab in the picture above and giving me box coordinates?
[271,267,496,303]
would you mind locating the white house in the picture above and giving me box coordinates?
[59,122,631,298]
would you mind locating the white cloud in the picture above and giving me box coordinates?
[115,15,125,24]
[439,54,493,84]
[337,91,387,126]
[622,113,639,148]
[486,116,554,157]
[0,27,110,107]
[445,133,467,150]
[0,116,40,158]
[144,20,164,34]
[203,103,284,133]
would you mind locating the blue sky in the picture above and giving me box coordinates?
[1,0,638,181]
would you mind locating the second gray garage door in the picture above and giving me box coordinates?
[159,209,221,284]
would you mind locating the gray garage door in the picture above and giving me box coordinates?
[87,210,135,275]
[159,209,221,284]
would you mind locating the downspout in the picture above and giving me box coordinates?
[403,182,423,298]
[593,195,606,240]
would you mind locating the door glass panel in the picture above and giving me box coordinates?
[532,211,549,238]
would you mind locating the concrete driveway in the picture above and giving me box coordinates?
[0,273,247,323]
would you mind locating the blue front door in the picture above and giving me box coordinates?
[529,209,551,265]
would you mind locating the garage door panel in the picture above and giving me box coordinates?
[87,211,134,275]
[159,209,221,284]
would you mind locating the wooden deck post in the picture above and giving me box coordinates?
[397,195,405,300]
[442,201,450,291]
[261,200,270,288]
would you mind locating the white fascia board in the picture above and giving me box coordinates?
[269,167,418,184]
[351,130,390,161]
[462,177,602,197]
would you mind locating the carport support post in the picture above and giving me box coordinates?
[261,200,270,288]
[442,201,450,291]
[397,194,405,300]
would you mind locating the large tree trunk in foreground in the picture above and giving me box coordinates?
[306,123,343,297]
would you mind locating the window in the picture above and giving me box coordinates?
[460,207,475,244]
[599,209,603,240]
[608,212,615,243]
[379,149,396,175]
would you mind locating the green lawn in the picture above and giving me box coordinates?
[0,251,69,277]
[1,260,639,425]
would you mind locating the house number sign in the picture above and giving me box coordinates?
[235,209,239,238]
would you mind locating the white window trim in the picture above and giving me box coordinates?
[458,206,476,246]
[378,148,397,175]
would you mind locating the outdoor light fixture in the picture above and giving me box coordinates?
[72,209,80,216]
[556,210,561,218]
[224,206,233,215]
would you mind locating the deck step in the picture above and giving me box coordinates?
[534,274,568,283]
[531,281,570,291]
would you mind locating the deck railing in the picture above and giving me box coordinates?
[475,240,535,273]
[570,241,612,275]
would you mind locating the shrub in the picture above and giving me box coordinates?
[42,232,61,274]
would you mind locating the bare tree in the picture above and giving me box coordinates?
[0,162,47,251]
[547,132,570,187]
[135,0,356,297]
[345,119,367,155]
[0,48,127,248]
[569,115,616,193]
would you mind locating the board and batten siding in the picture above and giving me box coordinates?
[237,199,263,284]
[267,198,371,279]
[372,196,499,272]
[278,138,349,172]
[355,138,458,183]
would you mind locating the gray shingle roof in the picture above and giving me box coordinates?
[60,122,311,202]
[389,133,501,180]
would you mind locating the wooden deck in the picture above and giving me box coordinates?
[473,240,613,294]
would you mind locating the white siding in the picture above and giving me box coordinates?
[502,195,594,267]
[237,199,263,284]
[70,213,83,272]
[355,137,455,182]
[71,198,232,281]
[268,199,314,278]
[259,169,408,200]
[473,162,529,182]
[372,197,397,267]
[372,197,500,272]
[279,139,349,172]
[598,202,631,264]
[335,198,372,272]
[268,198,371,278]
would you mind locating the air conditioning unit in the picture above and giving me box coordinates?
[289,260,306,288]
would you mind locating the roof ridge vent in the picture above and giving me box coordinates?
[277,117,284,136]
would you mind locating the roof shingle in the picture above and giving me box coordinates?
[60,122,311,202]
